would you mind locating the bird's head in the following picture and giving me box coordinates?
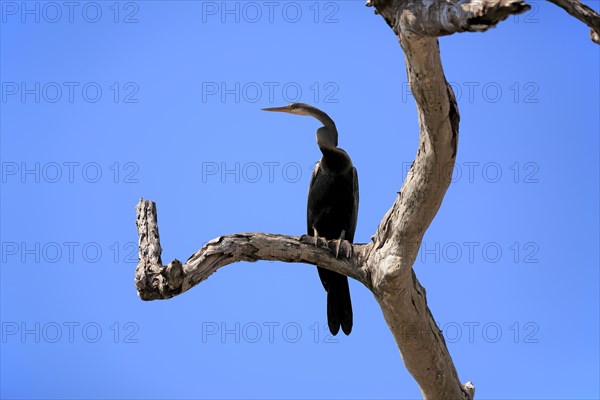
[262,103,336,130]
[262,103,338,150]
[262,103,314,116]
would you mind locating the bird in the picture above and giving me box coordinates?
[263,103,358,336]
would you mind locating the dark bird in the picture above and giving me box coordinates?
[263,103,358,336]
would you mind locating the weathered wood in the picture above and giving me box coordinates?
[367,0,530,36]
[547,0,600,43]
[134,197,472,399]
[364,31,470,397]
[135,199,373,300]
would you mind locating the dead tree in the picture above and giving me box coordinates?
[134,1,599,398]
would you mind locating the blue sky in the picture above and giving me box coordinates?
[1,1,599,399]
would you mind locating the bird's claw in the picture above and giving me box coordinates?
[316,236,327,248]
[330,239,353,259]
[300,234,316,246]
[300,234,327,248]
[301,235,352,257]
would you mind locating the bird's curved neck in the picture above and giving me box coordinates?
[305,105,348,170]
[316,126,338,153]
[302,104,336,130]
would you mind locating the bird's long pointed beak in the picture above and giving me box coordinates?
[262,106,291,113]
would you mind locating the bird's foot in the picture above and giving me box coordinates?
[330,239,354,259]
[300,234,315,245]
[300,234,327,248]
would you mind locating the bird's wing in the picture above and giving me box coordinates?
[347,166,359,243]
[307,160,321,234]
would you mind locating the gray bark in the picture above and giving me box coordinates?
[546,0,600,43]
[367,0,530,36]
[135,200,369,301]
[134,0,595,398]
[135,198,474,399]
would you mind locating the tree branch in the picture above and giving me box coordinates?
[547,0,600,44]
[367,0,530,36]
[134,195,473,399]
[370,32,459,282]
[364,32,470,398]
[360,0,527,397]
[134,199,372,301]
[375,270,476,399]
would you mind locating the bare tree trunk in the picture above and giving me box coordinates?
[134,0,597,398]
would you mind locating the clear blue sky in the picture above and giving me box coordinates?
[1,1,598,399]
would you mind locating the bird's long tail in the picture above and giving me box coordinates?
[318,267,353,336]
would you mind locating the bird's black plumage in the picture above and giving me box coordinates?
[308,147,358,336]
[262,103,359,336]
